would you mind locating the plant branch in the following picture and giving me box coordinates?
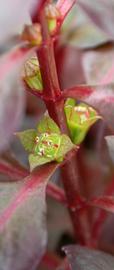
[91,172,114,245]
[36,7,92,245]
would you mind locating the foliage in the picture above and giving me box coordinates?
[1,0,114,270]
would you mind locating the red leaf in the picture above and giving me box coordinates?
[0,45,34,80]
[0,46,35,151]
[0,0,41,43]
[82,47,114,85]
[0,162,58,269]
[78,0,114,39]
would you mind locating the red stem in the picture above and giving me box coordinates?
[35,8,92,245]
[92,173,114,245]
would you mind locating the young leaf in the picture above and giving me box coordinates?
[56,134,75,161]
[16,129,37,152]
[63,245,114,270]
[37,115,61,135]
[22,56,43,91]
[29,153,52,171]
[0,163,58,270]
[64,98,101,144]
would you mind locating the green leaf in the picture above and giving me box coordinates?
[29,154,52,171]
[16,129,37,152]
[56,134,75,162]
[37,115,61,135]
[64,99,101,144]
[23,56,43,91]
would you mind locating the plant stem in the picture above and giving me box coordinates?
[36,8,91,245]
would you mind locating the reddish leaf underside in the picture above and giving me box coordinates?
[0,162,58,270]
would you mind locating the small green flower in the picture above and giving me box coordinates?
[17,115,74,171]
[34,133,61,159]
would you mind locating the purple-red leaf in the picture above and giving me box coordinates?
[105,136,114,163]
[0,162,58,269]
[0,46,35,151]
[82,47,114,85]
[63,245,114,270]
[78,0,114,39]
[0,0,41,43]
[61,5,109,49]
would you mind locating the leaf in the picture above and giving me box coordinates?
[78,0,114,39]
[0,45,35,151]
[64,98,101,144]
[22,56,43,92]
[29,154,52,171]
[56,134,74,160]
[0,162,58,270]
[105,136,114,163]
[0,46,34,81]
[16,129,37,153]
[63,245,114,270]
[62,5,109,49]
[82,46,114,85]
[0,0,40,44]
[37,115,61,135]
[0,69,25,152]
